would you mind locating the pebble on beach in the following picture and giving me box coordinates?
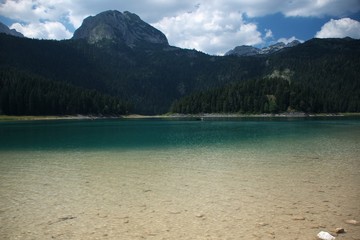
[335,228,345,234]
[345,219,359,225]
[257,222,269,227]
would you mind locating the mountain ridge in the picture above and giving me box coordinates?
[225,40,301,56]
[0,22,24,38]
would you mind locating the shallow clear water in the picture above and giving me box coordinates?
[0,117,359,239]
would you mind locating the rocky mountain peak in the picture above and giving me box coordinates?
[225,45,261,56]
[0,22,24,38]
[72,10,168,47]
[225,40,301,56]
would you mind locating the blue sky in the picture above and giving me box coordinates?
[253,11,360,46]
[1,0,360,55]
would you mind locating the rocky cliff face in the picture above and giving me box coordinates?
[72,10,168,46]
[0,22,24,38]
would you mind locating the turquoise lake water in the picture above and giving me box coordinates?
[0,117,359,239]
[1,117,359,151]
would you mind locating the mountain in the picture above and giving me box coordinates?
[0,22,24,38]
[72,10,168,47]
[172,38,360,114]
[224,45,261,56]
[225,40,301,56]
[0,10,359,115]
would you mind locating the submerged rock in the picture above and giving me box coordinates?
[345,219,359,225]
[257,222,269,227]
[335,228,345,234]
[317,231,336,240]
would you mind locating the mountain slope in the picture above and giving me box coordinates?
[172,38,360,114]
[0,32,266,114]
[0,22,24,38]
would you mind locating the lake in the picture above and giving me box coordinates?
[0,117,359,239]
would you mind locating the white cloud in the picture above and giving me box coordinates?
[1,0,360,53]
[2,0,359,28]
[0,0,69,22]
[201,0,360,18]
[0,0,76,39]
[153,5,262,55]
[265,29,273,39]
[315,18,360,39]
[11,21,72,40]
[0,0,193,38]
[283,0,360,18]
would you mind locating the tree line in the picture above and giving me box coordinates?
[0,68,132,116]
[170,76,360,114]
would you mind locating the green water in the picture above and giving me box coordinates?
[0,117,359,239]
[1,117,359,151]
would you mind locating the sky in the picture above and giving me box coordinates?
[1,0,360,55]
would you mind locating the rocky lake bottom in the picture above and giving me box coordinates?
[0,118,359,239]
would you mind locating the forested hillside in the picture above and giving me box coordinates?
[0,32,359,115]
[170,76,360,114]
[0,68,131,115]
[171,38,360,114]
[0,33,265,114]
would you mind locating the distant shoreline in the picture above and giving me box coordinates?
[0,115,114,121]
[1,112,360,122]
[159,112,360,119]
